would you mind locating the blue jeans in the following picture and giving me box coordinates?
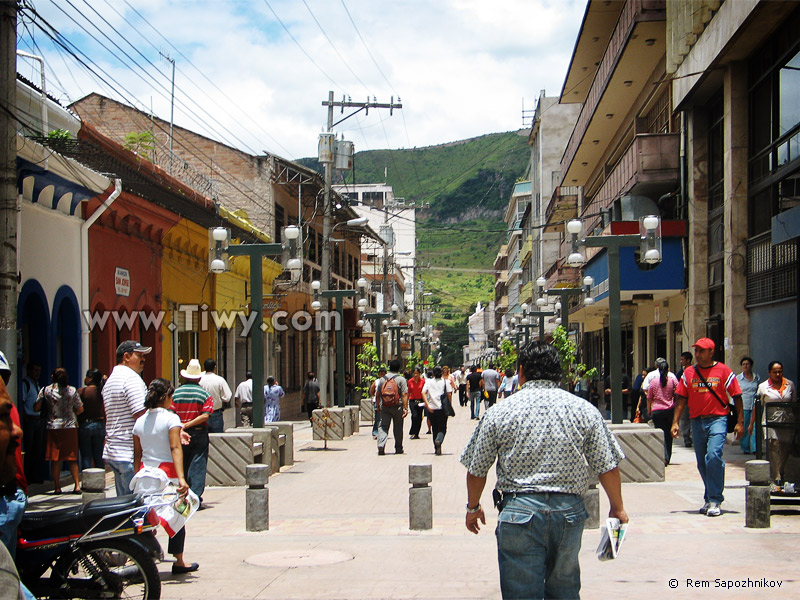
[740,408,755,453]
[0,488,27,558]
[691,415,728,504]
[208,409,224,433]
[184,428,209,501]
[78,421,106,470]
[469,391,482,419]
[496,492,587,600]
[372,404,380,436]
[107,459,135,497]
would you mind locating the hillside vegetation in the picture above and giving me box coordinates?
[299,131,530,364]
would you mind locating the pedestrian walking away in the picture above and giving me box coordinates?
[172,359,214,507]
[376,359,408,455]
[36,367,84,494]
[407,367,425,439]
[461,341,627,600]
[676,351,694,447]
[422,366,453,455]
[234,371,254,427]
[646,358,678,466]
[671,338,743,517]
[77,368,106,471]
[199,359,232,433]
[466,366,484,420]
[20,362,44,484]
[301,372,320,423]
[482,363,501,409]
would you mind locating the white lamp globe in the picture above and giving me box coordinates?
[644,248,661,263]
[286,258,302,270]
[566,251,585,266]
[311,280,321,291]
[521,302,529,312]
[409,318,415,326]
[357,277,368,289]
[583,275,594,287]
[358,298,368,307]
[566,219,582,235]
[554,301,562,311]
[382,320,389,327]
[391,304,399,313]
[584,297,595,306]
[212,227,228,242]
[311,300,322,311]
[210,258,226,273]
[357,319,365,327]
[555,317,562,325]
[283,225,300,240]
[643,215,660,231]
[536,297,547,307]
[536,276,547,288]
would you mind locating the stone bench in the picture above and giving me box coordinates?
[609,424,665,483]
[232,425,293,475]
[208,432,263,486]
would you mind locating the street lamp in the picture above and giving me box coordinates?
[566,214,663,423]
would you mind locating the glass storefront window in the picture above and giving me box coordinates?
[779,50,800,136]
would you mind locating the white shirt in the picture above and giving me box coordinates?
[641,369,660,392]
[422,378,453,411]
[200,371,232,411]
[133,407,182,473]
[234,379,253,405]
[103,364,147,462]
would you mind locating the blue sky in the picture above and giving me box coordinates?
[17,0,586,160]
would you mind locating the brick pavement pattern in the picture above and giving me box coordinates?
[27,402,800,599]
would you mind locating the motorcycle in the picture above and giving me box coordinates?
[16,494,165,599]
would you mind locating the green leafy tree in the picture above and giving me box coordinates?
[551,325,597,388]
[498,338,517,373]
[355,343,386,398]
[124,130,156,160]
[48,128,71,140]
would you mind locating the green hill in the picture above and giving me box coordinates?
[299,131,530,363]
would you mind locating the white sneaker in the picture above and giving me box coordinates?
[706,503,721,517]
[699,502,710,515]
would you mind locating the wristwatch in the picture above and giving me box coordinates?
[465,503,482,513]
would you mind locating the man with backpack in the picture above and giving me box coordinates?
[376,359,408,456]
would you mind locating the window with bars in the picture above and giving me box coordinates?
[643,91,671,134]
[746,232,798,305]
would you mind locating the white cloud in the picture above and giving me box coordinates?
[19,0,586,159]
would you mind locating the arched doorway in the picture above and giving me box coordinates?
[52,286,81,387]
[17,280,50,393]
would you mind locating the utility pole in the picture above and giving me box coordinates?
[1,1,18,393]
[317,91,401,405]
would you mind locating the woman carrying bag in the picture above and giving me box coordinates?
[422,366,453,456]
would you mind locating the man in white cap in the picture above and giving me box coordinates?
[172,359,214,506]
[103,340,151,497]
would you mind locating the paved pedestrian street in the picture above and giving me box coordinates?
[28,407,800,599]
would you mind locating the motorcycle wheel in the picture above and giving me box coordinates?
[51,538,161,599]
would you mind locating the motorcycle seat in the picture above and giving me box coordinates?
[20,494,143,540]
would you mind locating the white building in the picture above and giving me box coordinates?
[333,183,417,314]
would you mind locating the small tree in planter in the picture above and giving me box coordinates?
[551,325,596,389]
[355,343,386,399]
[498,338,517,374]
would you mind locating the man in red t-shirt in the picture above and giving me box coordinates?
[671,338,743,517]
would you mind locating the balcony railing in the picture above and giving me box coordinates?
[561,0,666,177]
[582,133,679,232]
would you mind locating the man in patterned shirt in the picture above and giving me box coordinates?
[460,341,627,600]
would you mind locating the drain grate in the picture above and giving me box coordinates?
[245,549,353,568]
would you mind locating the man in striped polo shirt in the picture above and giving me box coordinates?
[172,359,213,507]
[103,341,150,497]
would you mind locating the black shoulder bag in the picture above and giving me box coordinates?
[694,365,737,434]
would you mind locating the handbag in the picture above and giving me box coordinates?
[694,365,737,434]
[632,410,644,424]
[441,392,455,417]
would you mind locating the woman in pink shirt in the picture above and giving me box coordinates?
[647,358,679,466]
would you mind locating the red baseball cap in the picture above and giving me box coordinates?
[692,337,715,350]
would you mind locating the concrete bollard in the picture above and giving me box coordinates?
[81,468,106,504]
[246,464,270,532]
[409,464,433,531]
[583,473,600,529]
[745,460,771,528]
